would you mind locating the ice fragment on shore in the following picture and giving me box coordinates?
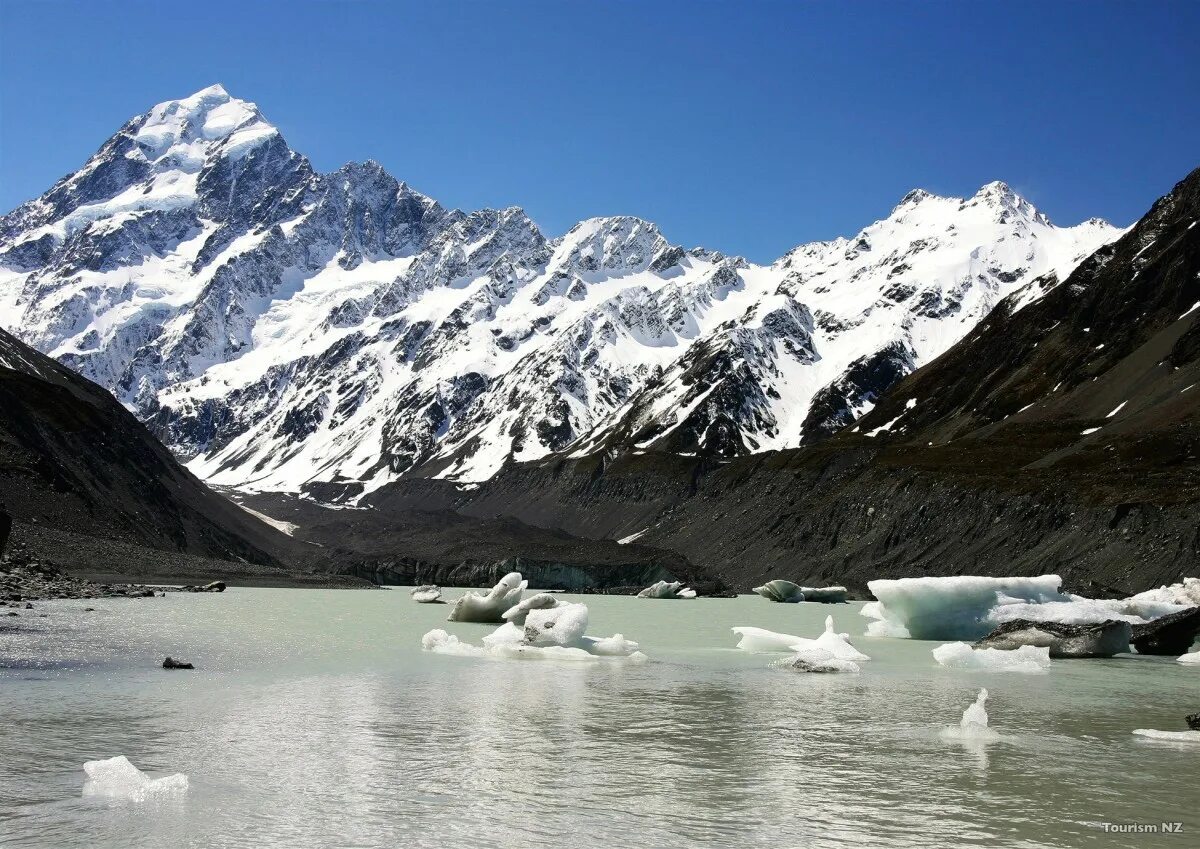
[932,642,1050,672]
[82,756,188,801]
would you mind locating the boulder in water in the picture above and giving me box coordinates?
[752,580,805,603]
[1131,607,1200,656]
[446,572,527,623]
[974,618,1131,658]
[162,657,194,669]
[1186,713,1200,730]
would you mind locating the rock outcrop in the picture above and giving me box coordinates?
[975,618,1132,658]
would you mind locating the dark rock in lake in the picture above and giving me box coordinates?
[0,508,10,559]
[1187,713,1200,731]
[1131,607,1200,656]
[162,657,194,670]
[975,618,1131,658]
[182,580,227,593]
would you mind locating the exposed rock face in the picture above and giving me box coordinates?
[1131,607,1200,656]
[975,618,1132,658]
[0,508,9,559]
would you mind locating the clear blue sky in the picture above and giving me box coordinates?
[1,0,1197,262]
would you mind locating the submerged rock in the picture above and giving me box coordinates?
[752,580,805,603]
[1131,607,1200,656]
[162,657,194,670]
[1186,713,1200,730]
[637,580,696,599]
[182,581,226,593]
[446,572,527,623]
[975,618,1131,658]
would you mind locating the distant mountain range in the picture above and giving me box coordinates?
[0,85,1120,501]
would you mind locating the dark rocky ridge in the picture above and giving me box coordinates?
[363,167,1200,594]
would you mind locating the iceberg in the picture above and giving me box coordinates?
[932,641,1050,672]
[424,597,646,663]
[1178,651,1200,665]
[941,688,999,741]
[637,580,697,599]
[863,574,1195,641]
[734,616,870,661]
[410,585,442,603]
[82,756,188,801]
[752,580,806,603]
[974,619,1131,658]
[446,572,527,623]
[800,585,848,604]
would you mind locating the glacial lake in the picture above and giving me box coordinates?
[1,588,1198,848]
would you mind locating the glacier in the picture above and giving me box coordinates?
[0,85,1124,500]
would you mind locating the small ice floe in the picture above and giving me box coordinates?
[940,689,999,741]
[780,647,860,674]
[752,580,805,603]
[637,580,696,599]
[1177,651,1200,665]
[1132,729,1200,744]
[82,756,188,801]
[423,597,647,663]
[446,572,527,623]
[932,642,1050,672]
[735,616,870,662]
[410,585,442,603]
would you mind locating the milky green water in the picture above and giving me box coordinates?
[1,588,1197,848]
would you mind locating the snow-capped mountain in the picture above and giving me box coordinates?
[0,85,1123,499]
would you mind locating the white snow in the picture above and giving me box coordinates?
[1081,427,1101,435]
[932,642,1051,672]
[1180,302,1200,319]
[1106,402,1127,418]
[617,528,648,544]
[82,756,188,801]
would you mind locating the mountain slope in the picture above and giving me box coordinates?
[0,326,291,566]
[368,166,1200,594]
[0,86,1120,498]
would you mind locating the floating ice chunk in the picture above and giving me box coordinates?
[1178,651,1200,665]
[752,580,805,603]
[523,602,589,648]
[785,647,861,673]
[932,642,1050,672]
[1132,729,1200,743]
[422,629,487,656]
[447,572,527,623]
[808,615,871,662]
[865,575,1069,640]
[501,592,559,624]
[481,621,526,647]
[637,580,696,599]
[800,586,848,604]
[941,688,999,741]
[582,633,641,656]
[82,756,188,801]
[732,626,807,653]
[410,585,442,603]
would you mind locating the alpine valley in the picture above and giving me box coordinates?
[2,84,1197,593]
